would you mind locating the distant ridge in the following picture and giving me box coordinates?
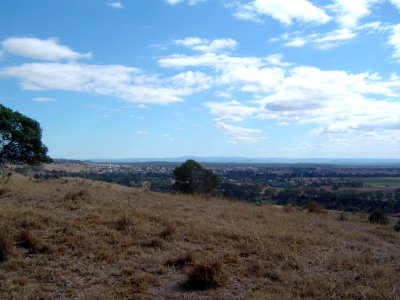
[83,157,400,166]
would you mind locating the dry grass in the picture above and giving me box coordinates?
[0,226,13,261]
[0,173,399,299]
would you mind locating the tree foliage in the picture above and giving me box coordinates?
[0,104,51,165]
[172,160,220,194]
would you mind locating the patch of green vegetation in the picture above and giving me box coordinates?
[355,177,400,188]
[268,181,290,188]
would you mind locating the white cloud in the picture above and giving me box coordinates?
[1,62,204,105]
[216,122,265,144]
[204,100,258,122]
[175,37,237,53]
[233,0,330,25]
[159,52,261,69]
[389,24,400,61]
[32,97,56,103]
[2,37,91,61]
[331,0,379,28]
[390,0,400,9]
[259,66,400,135]
[265,54,293,67]
[165,0,204,5]
[217,65,285,93]
[284,28,357,49]
[285,38,307,47]
[108,1,124,9]
[170,71,213,90]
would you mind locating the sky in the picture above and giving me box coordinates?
[0,0,400,159]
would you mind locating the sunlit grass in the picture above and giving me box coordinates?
[0,173,399,299]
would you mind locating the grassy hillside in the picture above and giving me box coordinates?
[0,174,399,299]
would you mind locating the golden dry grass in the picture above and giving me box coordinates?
[0,174,399,299]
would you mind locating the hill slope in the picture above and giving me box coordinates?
[0,175,399,299]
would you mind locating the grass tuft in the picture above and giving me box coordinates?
[159,223,176,240]
[165,251,194,269]
[19,230,50,253]
[187,261,227,290]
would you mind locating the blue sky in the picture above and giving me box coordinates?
[0,0,400,159]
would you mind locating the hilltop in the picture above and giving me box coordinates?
[0,173,399,299]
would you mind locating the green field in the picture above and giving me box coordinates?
[356,177,400,188]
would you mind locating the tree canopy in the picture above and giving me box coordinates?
[0,104,51,165]
[172,160,220,195]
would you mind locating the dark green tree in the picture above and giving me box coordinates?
[172,160,220,194]
[0,104,51,165]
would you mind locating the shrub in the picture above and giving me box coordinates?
[114,215,133,232]
[368,210,389,225]
[64,190,91,202]
[0,227,12,262]
[307,201,325,213]
[19,230,40,253]
[187,262,227,290]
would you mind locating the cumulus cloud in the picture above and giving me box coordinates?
[204,100,258,122]
[170,71,213,90]
[259,66,400,135]
[1,62,203,105]
[1,37,91,61]
[389,24,400,61]
[216,122,265,144]
[331,0,379,28]
[232,0,330,25]
[159,52,261,69]
[175,37,237,53]
[108,1,124,9]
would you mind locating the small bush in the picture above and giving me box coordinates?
[114,215,133,232]
[369,210,389,225]
[141,238,163,248]
[0,188,11,197]
[307,201,326,213]
[0,227,13,262]
[394,219,400,232]
[64,190,91,202]
[19,230,40,253]
[187,262,227,290]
